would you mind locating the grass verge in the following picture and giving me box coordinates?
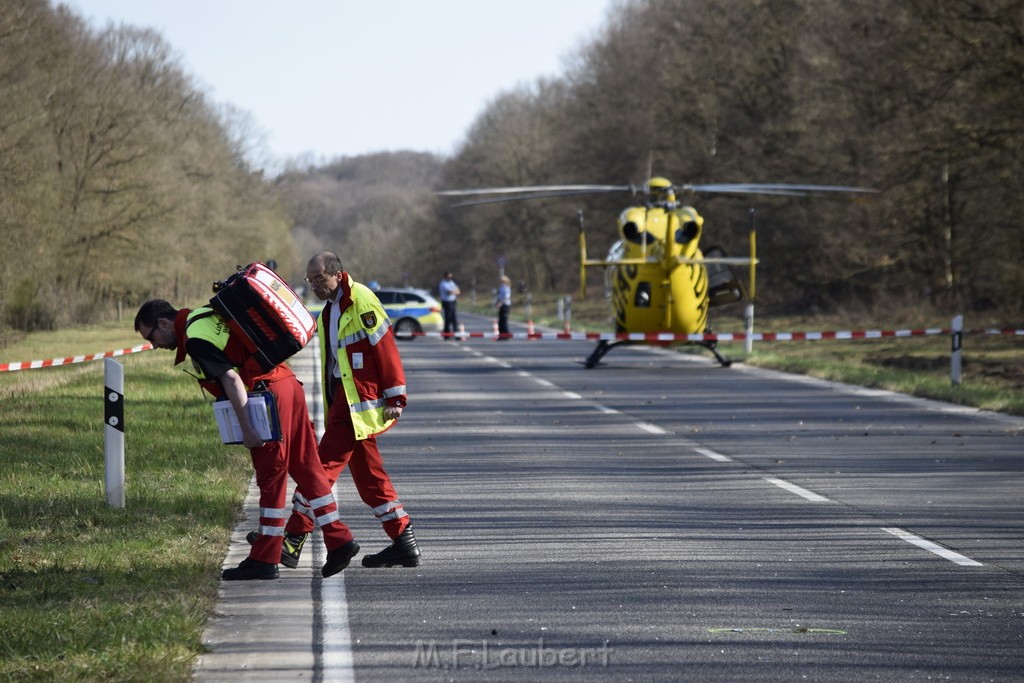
[0,323,252,680]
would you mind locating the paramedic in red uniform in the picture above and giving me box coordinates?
[135,299,360,580]
[281,251,421,568]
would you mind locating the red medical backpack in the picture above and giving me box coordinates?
[209,262,317,372]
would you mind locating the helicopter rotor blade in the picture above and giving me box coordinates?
[436,184,634,197]
[438,185,637,208]
[437,181,879,207]
[682,183,879,197]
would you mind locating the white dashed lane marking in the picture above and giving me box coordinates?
[764,477,832,502]
[881,527,984,567]
[695,448,733,462]
[462,341,988,568]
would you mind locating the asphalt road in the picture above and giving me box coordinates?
[196,313,1024,681]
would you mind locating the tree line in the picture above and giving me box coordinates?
[428,0,1023,318]
[2,0,1021,339]
[1,0,293,333]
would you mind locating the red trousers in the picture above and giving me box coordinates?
[286,384,409,540]
[248,376,354,564]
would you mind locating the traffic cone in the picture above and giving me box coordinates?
[527,319,535,335]
[492,319,499,334]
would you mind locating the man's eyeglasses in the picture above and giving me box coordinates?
[304,272,333,285]
[144,322,160,345]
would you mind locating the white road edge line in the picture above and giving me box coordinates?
[696,448,732,462]
[319,484,356,681]
[764,477,830,502]
[307,334,356,682]
[881,527,984,567]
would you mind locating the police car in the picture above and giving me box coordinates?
[372,286,443,340]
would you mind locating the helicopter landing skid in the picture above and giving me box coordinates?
[582,339,623,368]
[581,339,733,368]
[698,341,733,367]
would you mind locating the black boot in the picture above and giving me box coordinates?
[361,525,421,568]
[222,558,279,581]
[322,540,360,578]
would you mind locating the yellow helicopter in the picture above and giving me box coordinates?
[437,177,876,367]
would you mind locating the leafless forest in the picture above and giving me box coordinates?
[2,0,1021,334]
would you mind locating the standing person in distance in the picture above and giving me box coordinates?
[134,299,360,581]
[281,251,421,568]
[438,271,461,340]
[494,275,512,339]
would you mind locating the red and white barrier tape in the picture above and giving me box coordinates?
[0,343,153,373]
[2,327,1020,373]
[428,327,1023,341]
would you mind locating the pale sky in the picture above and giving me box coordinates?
[62,1,616,165]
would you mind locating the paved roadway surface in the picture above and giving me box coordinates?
[194,313,1024,681]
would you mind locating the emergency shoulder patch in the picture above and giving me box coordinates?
[360,311,377,329]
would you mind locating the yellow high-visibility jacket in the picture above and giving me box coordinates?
[319,274,407,440]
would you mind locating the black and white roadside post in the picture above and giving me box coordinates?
[951,315,963,386]
[104,358,125,508]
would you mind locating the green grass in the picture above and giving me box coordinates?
[732,334,1024,416]
[0,324,252,681]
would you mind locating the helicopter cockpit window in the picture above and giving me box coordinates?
[622,222,648,246]
[634,282,652,308]
[675,221,699,244]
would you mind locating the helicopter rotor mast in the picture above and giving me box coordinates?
[577,210,587,300]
